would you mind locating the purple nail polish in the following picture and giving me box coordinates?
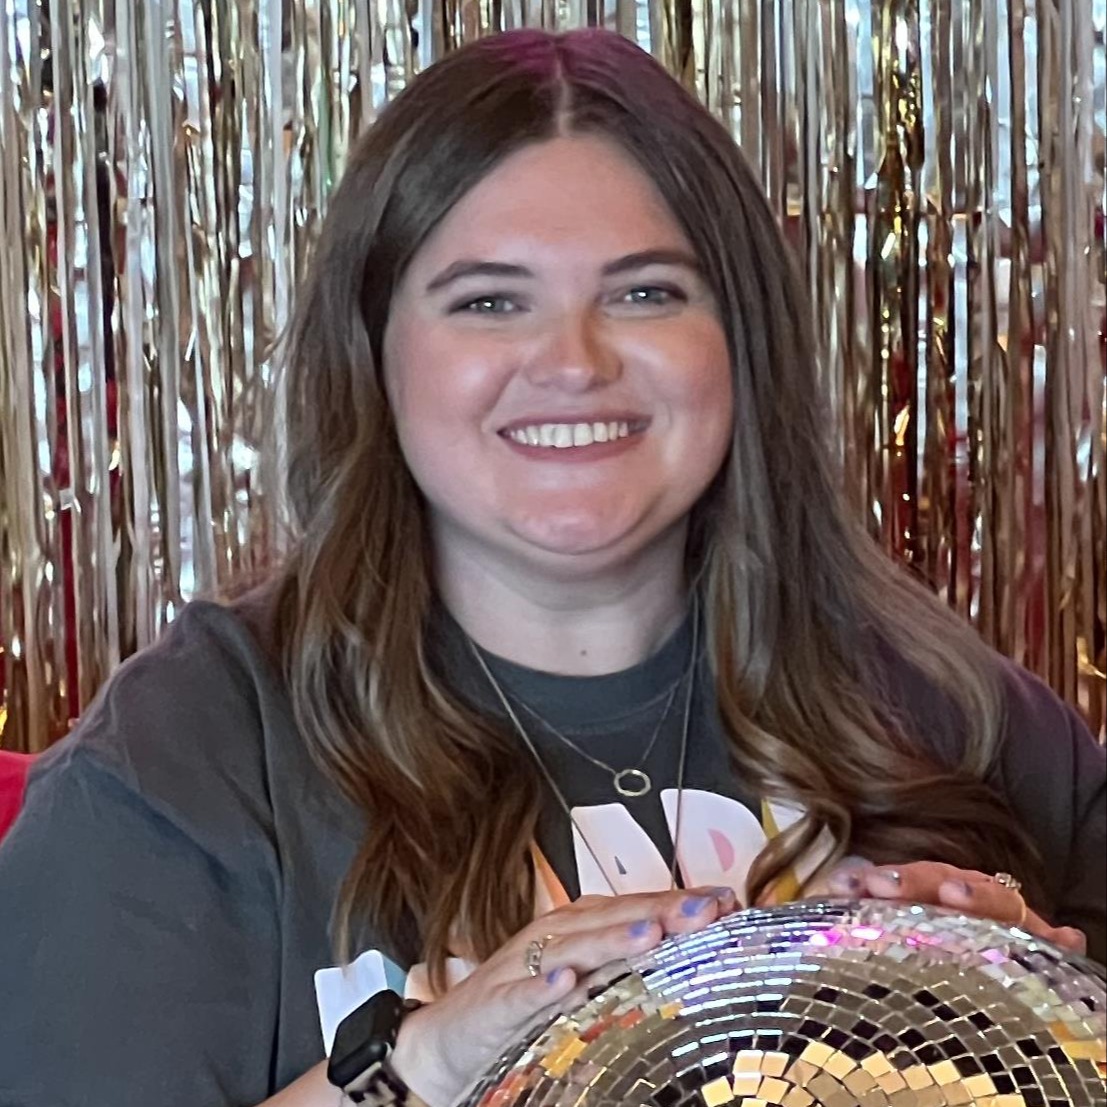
[682,895,712,916]
[954,880,973,898]
[546,968,563,985]
[629,919,652,937]
[839,856,875,871]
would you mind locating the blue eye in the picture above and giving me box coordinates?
[452,295,520,314]
[622,285,686,305]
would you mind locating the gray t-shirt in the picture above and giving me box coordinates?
[0,591,1103,1106]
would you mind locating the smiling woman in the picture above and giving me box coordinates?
[383,134,733,642]
[0,25,1103,1107]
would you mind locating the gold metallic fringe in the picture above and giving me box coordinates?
[1,0,1104,750]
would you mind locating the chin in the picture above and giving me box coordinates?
[507,512,651,564]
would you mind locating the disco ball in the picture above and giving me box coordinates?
[463,900,1106,1107]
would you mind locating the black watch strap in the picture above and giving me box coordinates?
[341,1057,411,1105]
[327,990,423,1104]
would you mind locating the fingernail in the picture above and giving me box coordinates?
[682,895,713,916]
[950,880,973,898]
[838,856,874,870]
[629,919,653,937]
[836,873,863,893]
[712,886,736,903]
[546,968,564,985]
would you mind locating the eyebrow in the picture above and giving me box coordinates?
[423,249,703,293]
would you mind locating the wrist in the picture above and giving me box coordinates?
[389,1007,454,1107]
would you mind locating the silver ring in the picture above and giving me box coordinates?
[524,934,555,978]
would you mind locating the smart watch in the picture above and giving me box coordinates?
[326,989,424,1104]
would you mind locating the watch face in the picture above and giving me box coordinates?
[328,989,405,1090]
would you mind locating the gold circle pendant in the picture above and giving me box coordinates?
[614,769,651,797]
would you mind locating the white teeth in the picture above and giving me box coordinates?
[505,420,636,448]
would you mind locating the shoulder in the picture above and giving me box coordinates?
[873,638,1103,848]
[870,635,1102,770]
[990,657,1105,793]
[29,588,293,862]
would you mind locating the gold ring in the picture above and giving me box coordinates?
[993,873,1028,928]
[1014,898,1028,928]
[524,934,555,978]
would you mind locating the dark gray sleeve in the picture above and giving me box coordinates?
[873,646,1105,965]
[995,665,1107,966]
[0,607,283,1107]
[1054,725,1107,967]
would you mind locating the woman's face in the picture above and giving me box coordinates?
[383,134,734,581]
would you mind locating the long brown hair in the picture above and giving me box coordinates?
[274,28,1041,988]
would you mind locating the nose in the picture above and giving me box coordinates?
[523,308,622,391]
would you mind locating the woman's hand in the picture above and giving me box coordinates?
[390,886,736,1107]
[826,859,1086,954]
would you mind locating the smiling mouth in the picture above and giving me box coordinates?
[499,419,649,449]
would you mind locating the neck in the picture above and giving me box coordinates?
[433,529,689,676]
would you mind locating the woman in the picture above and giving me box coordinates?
[0,27,1102,1107]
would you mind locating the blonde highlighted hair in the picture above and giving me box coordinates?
[272,28,1040,992]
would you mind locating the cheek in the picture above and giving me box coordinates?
[383,321,509,499]
[385,319,510,430]
[383,322,452,491]
[668,331,734,443]
[385,323,480,438]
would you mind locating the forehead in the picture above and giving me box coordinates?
[406,134,691,271]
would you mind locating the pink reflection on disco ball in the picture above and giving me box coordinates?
[850,926,885,941]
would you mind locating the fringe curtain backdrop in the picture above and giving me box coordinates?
[0,0,1104,752]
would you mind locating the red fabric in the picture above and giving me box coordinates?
[0,752,34,843]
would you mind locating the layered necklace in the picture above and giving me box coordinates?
[511,679,681,798]
[467,599,699,894]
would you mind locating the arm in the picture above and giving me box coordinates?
[257,1062,332,1106]
[0,602,302,1105]
[0,751,283,1106]
[995,665,1106,964]
[828,657,1105,964]
[1051,705,1106,963]
[253,889,738,1107]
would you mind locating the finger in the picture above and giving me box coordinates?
[937,874,1029,926]
[577,886,737,923]
[656,888,737,934]
[524,886,735,946]
[938,881,1089,955]
[537,890,736,979]
[846,861,988,904]
[824,858,875,896]
[485,886,737,988]
[538,914,667,978]
[1044,926,1088,955]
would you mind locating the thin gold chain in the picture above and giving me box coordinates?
[466,598,699,895]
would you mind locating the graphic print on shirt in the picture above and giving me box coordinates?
[524,790,834,919]
[315,788,842,1042]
